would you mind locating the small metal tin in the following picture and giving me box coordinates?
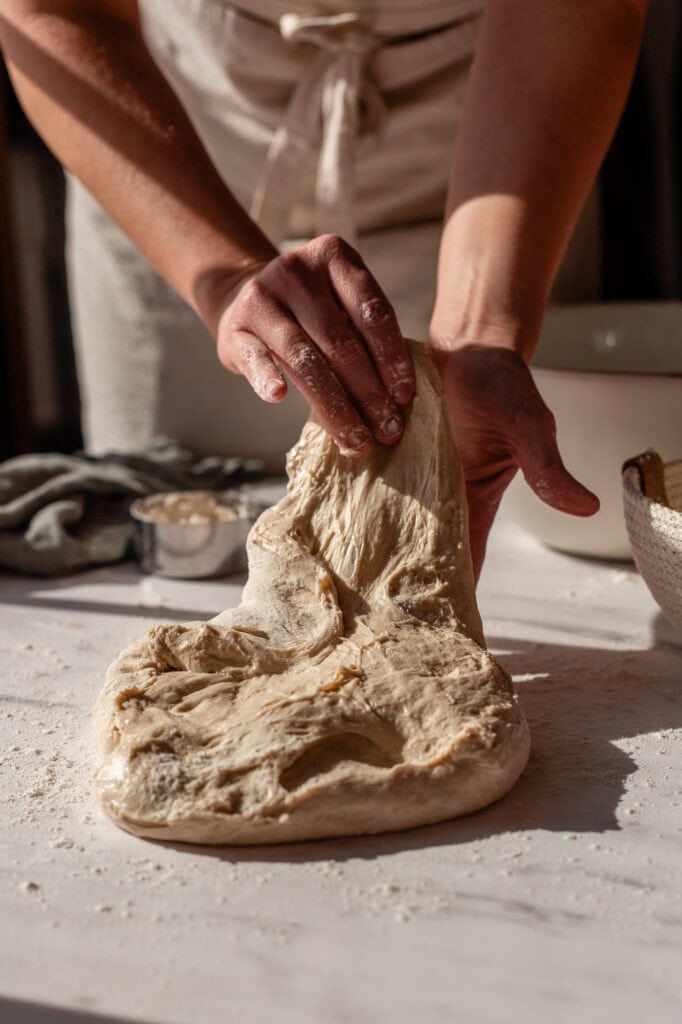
[130,490,269,578]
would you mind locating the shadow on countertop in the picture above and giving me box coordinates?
[0,996,156,1024]
[153,629,682,865]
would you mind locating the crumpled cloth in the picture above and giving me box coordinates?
[0,440,263,577]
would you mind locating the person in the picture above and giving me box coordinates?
[0,0,648,576]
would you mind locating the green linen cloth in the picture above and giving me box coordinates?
[0,440,262,576]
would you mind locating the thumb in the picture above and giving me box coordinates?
[513,397,600,517]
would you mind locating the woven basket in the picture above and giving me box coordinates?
[622,451,682,633]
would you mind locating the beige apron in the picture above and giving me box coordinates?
[68,0,484,467]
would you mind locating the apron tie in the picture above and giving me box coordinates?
[250,12,382,246]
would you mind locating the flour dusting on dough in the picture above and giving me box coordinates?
[93,343,530,844]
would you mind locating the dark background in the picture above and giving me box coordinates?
[0,0,680,461]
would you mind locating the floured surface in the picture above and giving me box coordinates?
[2,520,682,1024]
[93,344,529,843]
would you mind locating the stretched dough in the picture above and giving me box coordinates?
[94,344,530,844]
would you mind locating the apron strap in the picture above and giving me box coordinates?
[249,12,381,246]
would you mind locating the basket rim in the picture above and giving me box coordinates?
[622,462,682,527]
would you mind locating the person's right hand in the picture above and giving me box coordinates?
[214,234,415,456]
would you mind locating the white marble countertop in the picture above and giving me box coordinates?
[1,513,681,1024]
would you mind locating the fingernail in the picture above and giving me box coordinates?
[265,378,284,399]
[392,383,413,405]
[381,416,402,439]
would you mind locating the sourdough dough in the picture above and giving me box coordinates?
[94,343,530,844]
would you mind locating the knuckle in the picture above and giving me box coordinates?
[277,250,306,275]
[359,293,394,327]
[324,331,362,365]
[312,233,363,269]
[342,424,372,451]
[372,335,407,368]
[390,359,414,392]
[286,340,322,379]
[317,233,348,258]
[392,356,412,377]
[267,319,300,347]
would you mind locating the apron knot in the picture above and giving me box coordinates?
[250,12,383,246]
[279,11,374,55]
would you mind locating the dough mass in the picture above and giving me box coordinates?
[94,344,530,844]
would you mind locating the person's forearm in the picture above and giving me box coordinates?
[0,1,277,332]
[431,0,649,359]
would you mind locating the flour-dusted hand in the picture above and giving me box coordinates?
[214,234,415,456]
[429,343,600,580]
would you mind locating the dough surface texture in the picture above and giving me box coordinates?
[94,344,530,844]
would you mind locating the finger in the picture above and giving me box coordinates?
[466,483,499,583]
[513,400,600,516]
[464,466,518,583]
[325,237,415,405]
[293,282,404,445]
[226,330,288,403]
[257,311,374,457]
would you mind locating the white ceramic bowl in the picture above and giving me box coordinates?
[502,303,682,559]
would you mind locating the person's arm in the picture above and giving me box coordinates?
[429,0,649,576]
[0,1,413,454]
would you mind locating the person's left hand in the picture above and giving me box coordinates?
[428,341,600,580]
